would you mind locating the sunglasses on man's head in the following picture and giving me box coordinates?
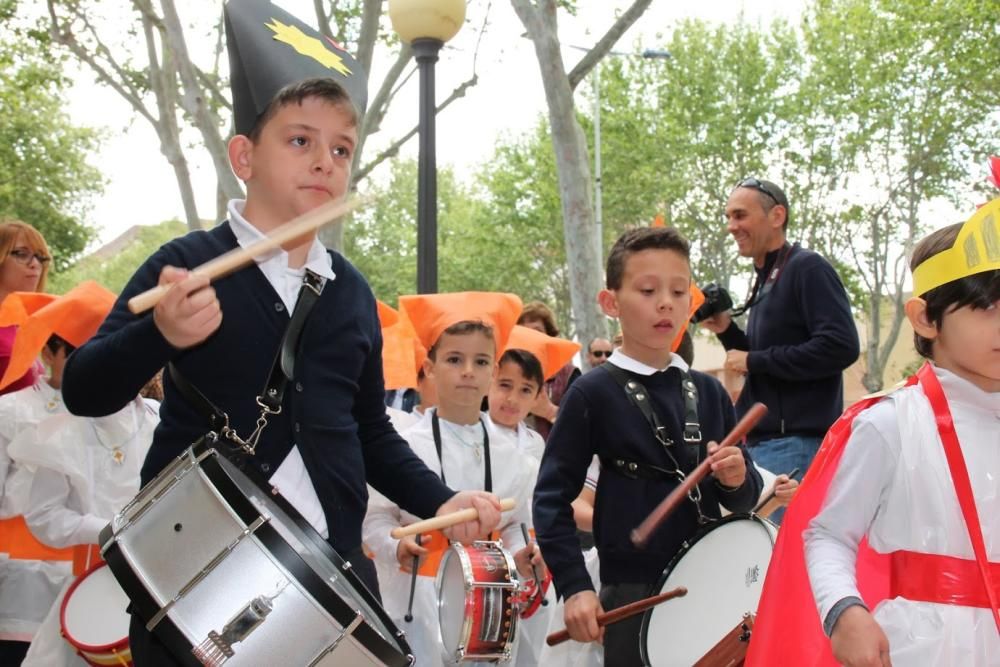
[591,350,612,358]
[7,248,51,266]
[737,177,781,207]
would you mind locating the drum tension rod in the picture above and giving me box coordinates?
[307,611,364,667]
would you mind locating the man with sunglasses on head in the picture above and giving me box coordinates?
[700,178,858,523]
[585,337,613,369]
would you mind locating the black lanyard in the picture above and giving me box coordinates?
[431,411,492,493]
[733,242,795,316]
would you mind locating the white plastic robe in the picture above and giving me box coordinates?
[0,381,73,642]
[806,366,999,666]
[10,397,157,667]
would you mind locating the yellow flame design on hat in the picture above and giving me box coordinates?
[266,19,352,77]
[912,197,1000,296]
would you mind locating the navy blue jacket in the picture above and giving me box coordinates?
[62,223,454,555]
[532,364,762,600]
[718,244,859,444]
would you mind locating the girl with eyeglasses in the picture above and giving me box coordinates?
[0,220,51,397]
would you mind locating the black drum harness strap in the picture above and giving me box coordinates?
[169,269,326,456]
[431,411,493,493]
[601,363,713,525]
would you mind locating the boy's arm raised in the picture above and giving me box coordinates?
[63,245,192,417]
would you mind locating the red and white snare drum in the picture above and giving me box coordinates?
[436,541,520,663]
[60,562,133,666]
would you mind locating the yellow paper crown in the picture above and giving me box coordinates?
[912,197,1000,297]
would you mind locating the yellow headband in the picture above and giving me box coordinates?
[912,197,1000,297]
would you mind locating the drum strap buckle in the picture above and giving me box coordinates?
[169,270,325,458]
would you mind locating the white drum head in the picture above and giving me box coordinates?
[642,516,777,667]
[62,564,131,648]
[437,547,470,656]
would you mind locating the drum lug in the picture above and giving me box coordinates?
[307,611,364,666]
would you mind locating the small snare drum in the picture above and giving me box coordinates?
[640,514,777,667]
[60,562,133,666]
[436,541,519,663]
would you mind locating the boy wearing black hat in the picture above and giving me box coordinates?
[62,0,501,662]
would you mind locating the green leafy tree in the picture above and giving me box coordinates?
[590,17,805,290]
[801,0,1000,391]
[0,1,103,270]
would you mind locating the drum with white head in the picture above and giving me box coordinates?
[640,514,777,666]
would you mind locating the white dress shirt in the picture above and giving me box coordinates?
[227,199,335,538]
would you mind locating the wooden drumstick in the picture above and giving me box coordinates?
[631,403,768,549]
[127,195,369,314]
[390,498,516,539]
[545,586,688,646]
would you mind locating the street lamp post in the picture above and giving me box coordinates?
[591,48,671,260]
[388,0,465,294]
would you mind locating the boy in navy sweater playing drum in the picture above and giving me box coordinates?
[62,1,500,662]
[533,227,763,665]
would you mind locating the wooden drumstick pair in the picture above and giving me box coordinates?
[631,403,768,548]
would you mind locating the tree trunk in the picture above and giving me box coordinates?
[510,0,651,343]
[156,0,243,202]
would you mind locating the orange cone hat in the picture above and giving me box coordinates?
[398,292,522,357]
[379,301,425,390]
[0,281,116,391]
[672,283,704,353]
[503,325,580,381]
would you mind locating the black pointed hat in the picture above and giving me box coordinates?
[224,0,368,136]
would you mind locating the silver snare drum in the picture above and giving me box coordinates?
[99,441,413,666]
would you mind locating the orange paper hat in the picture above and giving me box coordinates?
[398,292,523,357]
[0,293,58,328]
[503,325,581,381]
[0,281,116,391]
[379,301,425,390]
[671,283,705,352]
[376,300,400,328]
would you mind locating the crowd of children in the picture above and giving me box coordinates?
[1,0,995,665]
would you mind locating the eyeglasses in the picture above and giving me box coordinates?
[737,177,782,207]
[590,350,613,358]
[7,248,51,266]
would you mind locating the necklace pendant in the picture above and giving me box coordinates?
[475,446,482,462]
[112,448,125,465]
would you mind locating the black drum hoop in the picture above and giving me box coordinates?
[102,439,412,667]
[637,513,775,666]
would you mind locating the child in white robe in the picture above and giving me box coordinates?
[364,293,543,666]
[805,206,1000,666]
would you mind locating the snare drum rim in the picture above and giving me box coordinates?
[59,561,131,654]
[637,513,777,667]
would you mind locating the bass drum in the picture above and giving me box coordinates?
[640,514,777,667]
[100,440,413,666]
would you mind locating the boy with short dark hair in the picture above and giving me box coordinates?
[61,1,500,662]
[488,325,580,463]
[533,226,763,665]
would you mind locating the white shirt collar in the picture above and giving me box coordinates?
[226,199,336,281]
[606,349,689,376]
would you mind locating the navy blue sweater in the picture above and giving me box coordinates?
[532,364,763,600]
[62,223,454,554]
[718,244,859,444]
